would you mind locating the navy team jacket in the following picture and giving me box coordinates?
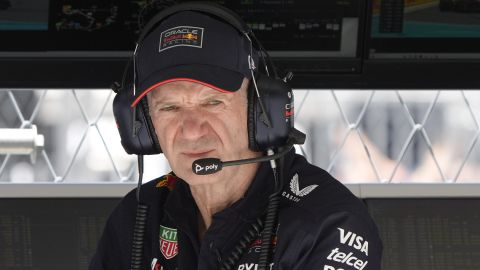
[89,150,383,270]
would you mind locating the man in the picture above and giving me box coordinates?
[90,4,383,270]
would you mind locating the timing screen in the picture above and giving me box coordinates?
[371,0,480,38]
[0,0,361,57]
[368,0,480,58]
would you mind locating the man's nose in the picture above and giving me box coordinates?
[179,108,209,140]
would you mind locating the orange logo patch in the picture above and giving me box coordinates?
[156,173,178,191]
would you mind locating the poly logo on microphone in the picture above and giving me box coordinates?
[195,164,218,174]
[195,164,204,174]
[192,158,222,175]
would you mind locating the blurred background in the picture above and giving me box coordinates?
[2,89,480,183]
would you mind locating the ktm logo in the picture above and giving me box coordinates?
[290,173,318,197]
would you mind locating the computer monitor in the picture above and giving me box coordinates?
[368,0,480,60]
[363,0,480,89]
[0,0,365,88]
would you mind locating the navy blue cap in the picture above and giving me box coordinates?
[132,10,257,106]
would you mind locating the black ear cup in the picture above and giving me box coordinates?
[138,98,162,153]
[112,85,161,155]
[247,74,295,152]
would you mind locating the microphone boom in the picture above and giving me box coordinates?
[192,145,293,175]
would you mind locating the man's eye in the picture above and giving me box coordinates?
[205,100,222,106]
[160,105,178,111]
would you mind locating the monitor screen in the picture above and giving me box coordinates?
[0,198,119,270]
[229,0,361,58]
[0,0,362,58]
[367,199,480,270]
[0,0,49,30]
[368,0,480,59]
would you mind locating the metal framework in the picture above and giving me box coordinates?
[1,88,480,183]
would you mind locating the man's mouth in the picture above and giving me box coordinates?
[182,150,214,159]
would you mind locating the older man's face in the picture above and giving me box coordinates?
[147,79,259,185]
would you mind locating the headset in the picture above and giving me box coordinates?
[111,2,305,270]
[112,1,299,156]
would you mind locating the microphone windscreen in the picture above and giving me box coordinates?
[192,158,223,175]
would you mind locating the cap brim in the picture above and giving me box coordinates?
[132,64,245,107]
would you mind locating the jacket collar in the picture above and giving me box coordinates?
[163,149,297,234]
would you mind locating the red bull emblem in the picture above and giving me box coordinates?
[156,173,178,191]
